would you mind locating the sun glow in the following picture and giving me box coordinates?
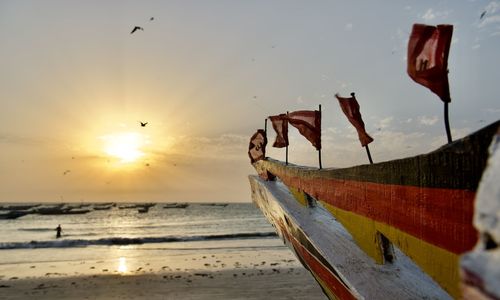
[101,132,146,163]
[118,257,128,273]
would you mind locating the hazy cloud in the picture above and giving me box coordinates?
[485,1,500,14]
[479,15,500,27]
[421,8,451,21]
[345,23,353,31]
[422,8,436,20]
[377,117,394,129]
[478,1,500,28]
[484,108,500,113]
[418,115,439,125]
[0,133,48,146]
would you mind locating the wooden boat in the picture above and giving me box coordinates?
[163,203,189,209]
[0,210,29,219]
[93,205,112,210]
[249,121,499,299]
[200,203,228,207]
[138,207,149,213]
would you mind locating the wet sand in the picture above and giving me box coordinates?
[0,246,328,299]
[1,268,326,300]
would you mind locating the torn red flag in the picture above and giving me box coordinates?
[288,110,321,150]
[407,24,453,102]
[248,129,267,164]
[335,93,374,147]
[269,114,289,148]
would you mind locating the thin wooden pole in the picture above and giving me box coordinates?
[264,118,268,159]
[286,111,289,165]
[365,145,374,164]
[318,104,322,169]
[444,102,453,144]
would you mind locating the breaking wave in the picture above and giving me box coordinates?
[0,232,278,250]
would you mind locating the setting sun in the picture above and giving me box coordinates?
[101,132,146,163]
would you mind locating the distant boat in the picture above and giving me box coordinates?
[163,203,189,209]
[119,204,140,209]
[138,207,149,213]
[0,204,40,211]
[200,203,228,207]
[63,209,91,215]
[0,210,29,220]
[93,205,112,210]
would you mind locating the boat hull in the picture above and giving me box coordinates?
[251,121,499,298]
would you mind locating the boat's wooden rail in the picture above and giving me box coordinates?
[252,121,499,298]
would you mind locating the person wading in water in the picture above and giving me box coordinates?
[55,224,62,238]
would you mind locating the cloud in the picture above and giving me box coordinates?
[422,8,436,20]
[164,133,249,162]
[472,44,481,49]
[484,108,500,113]
[478,2,500,28]
[421,8,451,21]
[0,133,49,146]
[478,14,500,28]
[377,116,394,129]
[345,23,353,31]
[418,115,439,126]
[485,1,500,14]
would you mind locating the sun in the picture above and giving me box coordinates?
[101,132,145,163]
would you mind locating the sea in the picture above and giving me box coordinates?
[0,203,285,276]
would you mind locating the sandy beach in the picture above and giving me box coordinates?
[0,242,328,299]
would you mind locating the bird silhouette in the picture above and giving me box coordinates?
[130,26,144,34]
[140,122,148,127]
[150,17,154,21]
[480,11,487,20]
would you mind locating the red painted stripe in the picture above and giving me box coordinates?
[279,175,477,254]
[290,236,358,300]
[275,220,357,300]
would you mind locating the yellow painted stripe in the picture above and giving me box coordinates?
[321,201,460,299]
[289,187,308,207]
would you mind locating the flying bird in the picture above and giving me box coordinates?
[150,17,154,21]
[480,11,487,20]
[130,26,144,34]
[140,122,148,127]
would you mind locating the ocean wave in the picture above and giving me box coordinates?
[17,228,54,232]
[0,232,278,250]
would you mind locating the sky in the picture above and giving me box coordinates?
[0,0,499,203]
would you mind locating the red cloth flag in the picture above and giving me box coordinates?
[269,114,289,148]
[288,110,321,150]
[407,24,453,102]
[248,129,267,164]
[335,93,374,147]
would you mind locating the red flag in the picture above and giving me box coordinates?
[248,129,267,164]
[288,110,321,150]
[269,114,289,148]
[407,24,453,102]
[335,93,374,147]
